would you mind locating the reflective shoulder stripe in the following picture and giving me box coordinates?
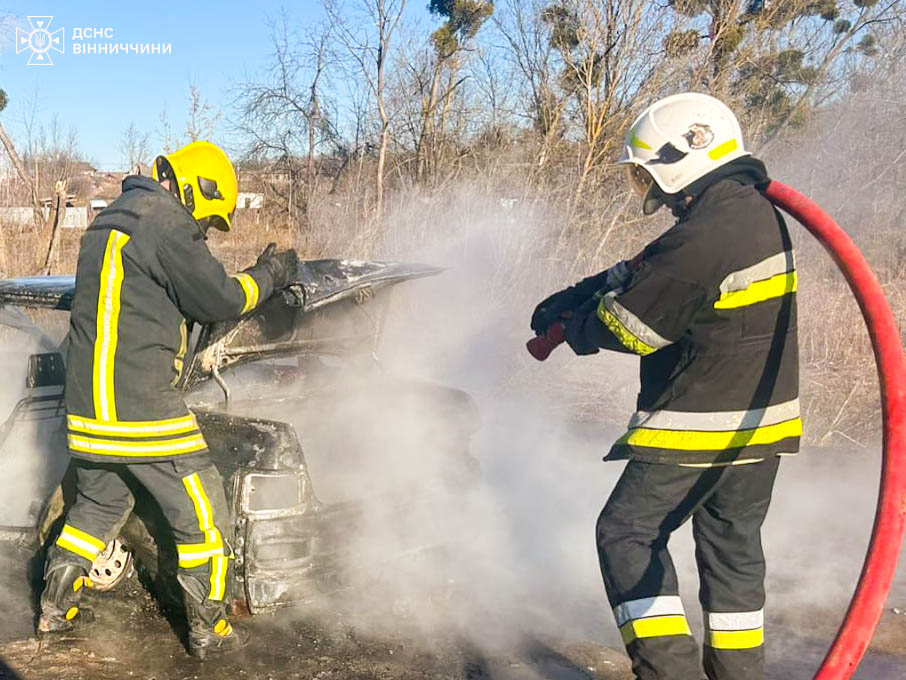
[629,399,800,432]
[715,250,796,310]
[715,271,797,310]
[719,251,795,295]
[597,292,671,356]
[620,418,802,452]
[93,230,131,422]
[232,272,260,314]
[613,595,685,627]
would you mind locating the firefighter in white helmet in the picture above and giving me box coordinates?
[531,93,799,680]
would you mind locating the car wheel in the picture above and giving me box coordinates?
[88,537,133,591]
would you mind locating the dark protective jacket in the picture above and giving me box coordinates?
[65,175,275,463]
[566,159,799,467]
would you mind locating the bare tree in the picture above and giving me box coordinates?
[325,0,407,217]
[185,82,222,143]
[0,89,42,224]
[120,122,150,172]
[236,13,339,223]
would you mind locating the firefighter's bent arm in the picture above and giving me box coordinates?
[565,235,706,356]
[157,225,275,323]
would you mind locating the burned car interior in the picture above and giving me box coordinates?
[0,260,479,614]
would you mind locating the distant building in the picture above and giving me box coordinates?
[237,192,264,209]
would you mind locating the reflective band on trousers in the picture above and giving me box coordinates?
[183,473,227,601]
[93,230,131,422]
[621,399,801,451]
[56,524,106,562]
[597,292,672,356]
[715,251,796,310]
[613,596,692,645]
[232,272,260,314]
[706,610,765,650]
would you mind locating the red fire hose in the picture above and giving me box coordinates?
[765,181,906,679]
[527,180,906,679]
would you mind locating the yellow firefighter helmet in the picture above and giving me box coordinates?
[152,141,239,232]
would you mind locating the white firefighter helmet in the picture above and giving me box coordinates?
[621,92,750,214]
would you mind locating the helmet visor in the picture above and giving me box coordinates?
[625,164,654,197]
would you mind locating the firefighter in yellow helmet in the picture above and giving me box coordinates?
[38,141,298,659]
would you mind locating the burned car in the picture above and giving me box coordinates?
[0,260,479,613]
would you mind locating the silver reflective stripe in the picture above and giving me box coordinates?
[628,399,800,432]
[604,261,632,292]
[602,292,672,350]
[707,610,764,631]
[613,595,685,627]
[719,251,795,295]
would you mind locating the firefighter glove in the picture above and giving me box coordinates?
[531,289,586,335]
[256,243,299,291]
[564,297,602,356]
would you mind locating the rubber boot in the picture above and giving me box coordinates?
[37,564,94,637]
[185,599,249,660]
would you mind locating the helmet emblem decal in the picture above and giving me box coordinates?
[684,123,715,150]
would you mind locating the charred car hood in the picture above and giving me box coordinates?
[0,260,443,391]
[0,260,441,313]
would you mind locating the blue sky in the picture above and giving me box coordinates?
[0,1,432,170]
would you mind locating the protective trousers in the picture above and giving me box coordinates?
[45,455,232,610]
[596,457,780,680]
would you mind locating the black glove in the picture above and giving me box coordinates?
[563,297,602,355]
[531,261,635,334]
[255,243,299,292]
[531,288,586,335]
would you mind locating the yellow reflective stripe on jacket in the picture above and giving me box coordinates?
[173,319,188,384]
[715,250,796,310]
[56,524,107,561]
[619,418,802,451]
[597,292,671,356]
[68,433,208,456]
[67,413,199,437]
[629,399,800,432]
[232,272,260,314]
[706,610,765,649]
[620,615,692,645]
[715,271,798,310]
[93,230,130,421]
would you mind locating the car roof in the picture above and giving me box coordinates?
[0,276,76,310]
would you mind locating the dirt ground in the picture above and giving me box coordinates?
[2,541,906,680]
[0,543,634,680]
